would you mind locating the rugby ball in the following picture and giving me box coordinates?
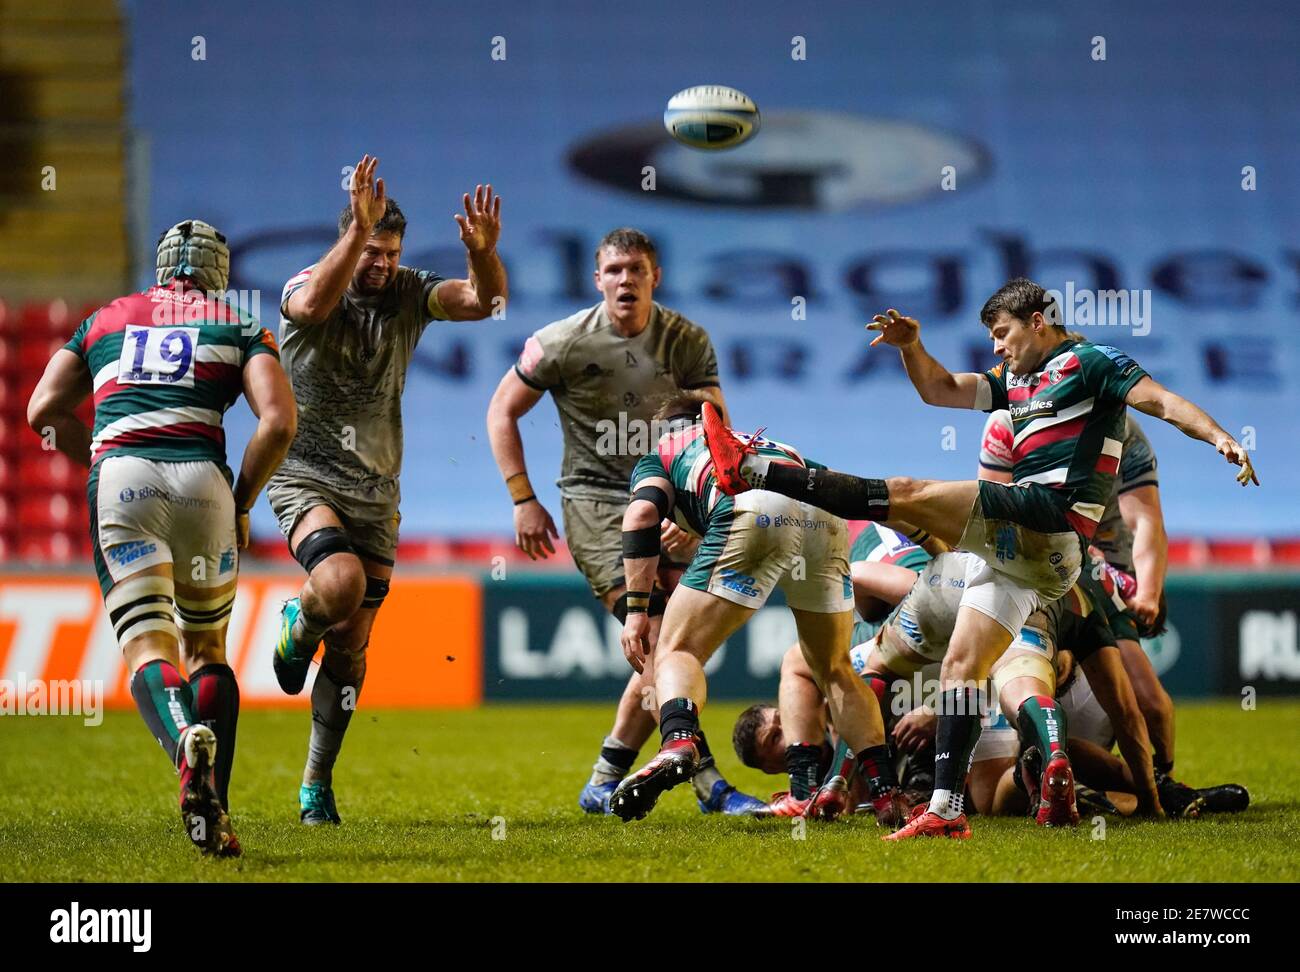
[663,85,760,150]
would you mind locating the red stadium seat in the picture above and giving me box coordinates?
[17,451,87,492]
[1205,538,1269,567]
[0,494,10,531]
[18,299,75,337]
[1269,539,1300,566]
[16,493,80,531]
[15,530,78,564]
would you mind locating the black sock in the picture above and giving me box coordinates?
[694,728,716,766]
[189,663,240,807]
[931,688,983,816]
[659,698,700,744]
[855,744,899,799]
[130,659,196,765]
[599,740,638,775]
[765,464,890,521]
[785,743,822,799]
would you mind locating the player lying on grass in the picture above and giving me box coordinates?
[268,156,506,825]
[487,227,762,817]
[701,278,1257,839]
[728,523,936,816]
[735,551,1164,831]
[608,394,911,826]
[1050,648,1250,815]
[980,405,1204,815]
[27,219,297,856]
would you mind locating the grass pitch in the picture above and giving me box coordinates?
[1,700,1296,883]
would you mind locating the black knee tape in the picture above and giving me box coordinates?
[293,527,357,574]
[361,574,390,609]
[648,591,668,617]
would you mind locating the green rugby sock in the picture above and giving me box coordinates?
[1017,695,1068,760]
[130,659,197,765]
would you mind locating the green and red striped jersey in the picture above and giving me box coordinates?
[848,522,930,573]
[981,339,1147,538]
[63,284,279,472]
[630,423,810,536]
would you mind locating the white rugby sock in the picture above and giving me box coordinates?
[928,787,965,820]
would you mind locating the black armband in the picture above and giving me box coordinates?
[621,524,661,559]
[630,485,671,521]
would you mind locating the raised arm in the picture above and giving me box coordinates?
[1125,376,1258,485]
[284,154,386,326]
[430,184,507,322]
[232,353,297,547]
[867,309,986,409]
[486,368,557,559]
[26,349,92,467]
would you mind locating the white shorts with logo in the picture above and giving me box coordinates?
[91,455,238,620]
[886,551,1042,670]
[682,491,854,614]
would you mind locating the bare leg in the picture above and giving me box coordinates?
[1117,637,1175,771]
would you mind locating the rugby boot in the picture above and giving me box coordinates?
[610,736,699,822]
[1197,783,1249,814]
[1036,753,1080,827]
[178,725,241,857]
[272,597,318,696]
[881,809,972,841]
[299,780,342,825]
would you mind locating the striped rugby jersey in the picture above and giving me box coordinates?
[981,340,1148,539]
[848,522,930,573]
[64,284,279,472]
[630,423,811,536]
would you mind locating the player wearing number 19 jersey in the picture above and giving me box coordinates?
[26,219,296,856]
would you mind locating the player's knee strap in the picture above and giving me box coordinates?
[361,575,390,609]
[105,573,177,649]
[293,527,356,575]
[992,652,1057,700]
[621,524,661,559]
[175,586,236,631]
[630,486,671,521]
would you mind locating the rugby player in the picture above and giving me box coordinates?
[738,549,1163,829]
[732,524,935,815]
[980,406,1203,814]
[269,155,507,824]
[608,395,910,826]
[486,228,763,816]
[702,278,1257,839]
[27,220,296,855]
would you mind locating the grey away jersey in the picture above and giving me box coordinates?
[515,301,720,500]
[275,264,447,492]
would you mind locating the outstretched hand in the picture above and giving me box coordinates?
[455,184,502,254]
[348,154,387,231]
[1216,436,1260,486]
[866,308,921,348]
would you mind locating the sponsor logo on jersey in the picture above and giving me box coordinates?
[219,548,236,574]
[755,514,771,528]
[119,488,135,502]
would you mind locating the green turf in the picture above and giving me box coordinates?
[0,700,1296,882]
